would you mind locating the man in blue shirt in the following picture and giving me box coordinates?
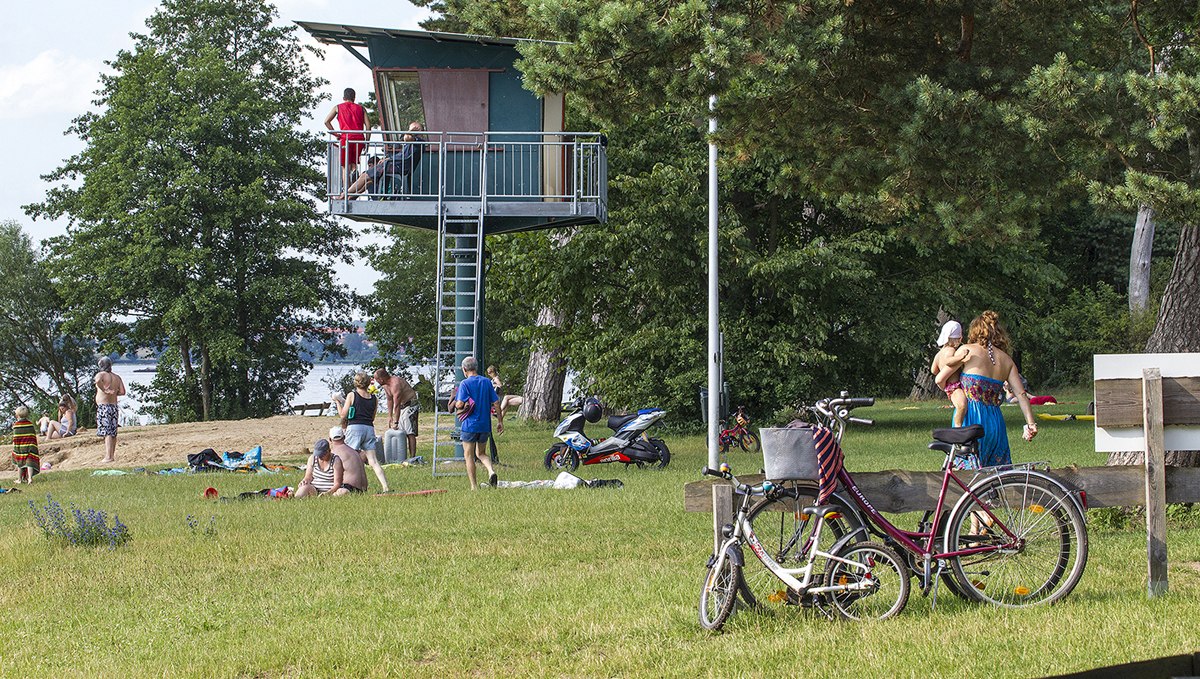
[452,356,503,489]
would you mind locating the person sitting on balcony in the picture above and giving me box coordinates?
[324,87,369,191]
[339,121,424,199]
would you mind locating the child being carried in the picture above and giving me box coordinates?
[930,320,968,427]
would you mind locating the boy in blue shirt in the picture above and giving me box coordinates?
[452,356,503,489]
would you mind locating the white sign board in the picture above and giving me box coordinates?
[1094,353,1200,453]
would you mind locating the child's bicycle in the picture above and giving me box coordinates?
[698,463,910,630]
[718,406,759,454]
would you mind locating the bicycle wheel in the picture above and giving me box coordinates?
[739,485,855,611]
[944,475,1088,607]
[543,444,579,472]
[738,432,761,453]
[824,541,910,621]
[698,556,740,631]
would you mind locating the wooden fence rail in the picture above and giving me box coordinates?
[683,465,1200,515]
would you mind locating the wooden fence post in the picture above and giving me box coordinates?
[1142,367,1168,597]
[712,483,732,555]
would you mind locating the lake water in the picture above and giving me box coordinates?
[105,362,572,424]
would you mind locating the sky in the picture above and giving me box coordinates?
[0,0,433,295]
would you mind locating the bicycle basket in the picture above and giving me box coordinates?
[759,427,820,481]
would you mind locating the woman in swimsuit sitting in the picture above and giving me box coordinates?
[39,395,78,439]
[949,310,1038,467]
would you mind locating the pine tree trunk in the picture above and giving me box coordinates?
[1144,221,1200,353]
[520,306,568,421]
[1129,205,1156,317]
[1114,131,1200,468]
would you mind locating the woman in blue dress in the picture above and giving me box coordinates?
[946,310,1039,467]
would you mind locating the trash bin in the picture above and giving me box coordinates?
[699,382,730,423]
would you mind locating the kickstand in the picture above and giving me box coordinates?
[812,596,836,621]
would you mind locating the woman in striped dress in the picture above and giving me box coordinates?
[11,406,40,484]
[295,439,347,498]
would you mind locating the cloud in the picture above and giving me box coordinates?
[0,50,104,121]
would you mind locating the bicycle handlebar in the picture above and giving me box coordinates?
[849,416,874,426]
[701,465,771,496]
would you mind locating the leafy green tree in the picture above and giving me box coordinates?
[1019,2,1200,352]
[26,0,351,422]
[364,226,436,369]
[414,0,1191,421]
[0,221,94,423]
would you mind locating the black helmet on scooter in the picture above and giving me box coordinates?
[582,398,603,423]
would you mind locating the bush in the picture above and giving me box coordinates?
[1020,283,1155,388]
[29,494,131,549]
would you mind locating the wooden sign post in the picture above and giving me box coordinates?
[1141,368,1168,596]
[1094,353,1200,598]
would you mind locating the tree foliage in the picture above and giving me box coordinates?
[400,0,1192,419]
[25,0,351,422]
[0,221,94,424]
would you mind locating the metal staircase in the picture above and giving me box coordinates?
[430,206,485,477]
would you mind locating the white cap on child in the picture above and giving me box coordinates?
[937,320,963,347]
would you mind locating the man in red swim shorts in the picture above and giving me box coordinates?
[324,87,368,190]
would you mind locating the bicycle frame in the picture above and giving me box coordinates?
[807,397,1081,575]
[712,483,874,597]
[836,465,1017,562]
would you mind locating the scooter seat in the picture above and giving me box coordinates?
[607,413,639,431]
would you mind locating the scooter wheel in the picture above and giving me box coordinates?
[636,439,671,470]
[543,444,580,472]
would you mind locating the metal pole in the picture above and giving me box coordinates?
[707,93,720,471]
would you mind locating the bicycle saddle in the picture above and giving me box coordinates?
[800,504,841,518]
[930,425,985,445]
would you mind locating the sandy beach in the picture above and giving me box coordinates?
[0,413,375,478]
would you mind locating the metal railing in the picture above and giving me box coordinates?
[324,130,607,211]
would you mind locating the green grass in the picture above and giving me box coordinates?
[3,394,1199,678]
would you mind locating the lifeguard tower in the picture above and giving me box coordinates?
[299,23,608,476]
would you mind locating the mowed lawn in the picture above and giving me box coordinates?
[2,395,1199,678]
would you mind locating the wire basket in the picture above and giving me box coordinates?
[759,427,820,481]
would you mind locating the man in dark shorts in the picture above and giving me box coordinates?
[340,121,424,198]
[94,356,126,463]
[329,426,368,493]
[374,367,419,459]
[451,357,503,490]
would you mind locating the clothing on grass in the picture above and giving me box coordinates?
[454,375,498,434]
[11,419,39,476]
[959,373,1011,467]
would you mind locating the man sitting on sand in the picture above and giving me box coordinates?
[328,426,368,493]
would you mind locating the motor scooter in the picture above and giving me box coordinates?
[543,397,670,472]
